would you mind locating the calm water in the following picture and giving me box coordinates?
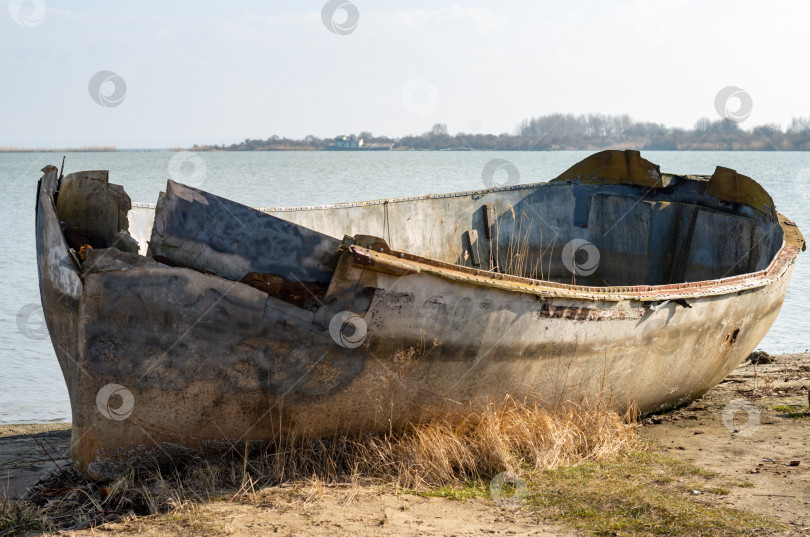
[1,151,808,424]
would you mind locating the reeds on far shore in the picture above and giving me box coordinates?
[0,397,637,534]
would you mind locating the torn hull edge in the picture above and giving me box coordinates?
[34,151,803,477]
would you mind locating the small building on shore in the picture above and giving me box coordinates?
[334,134,363,149]
[325,134,393,150]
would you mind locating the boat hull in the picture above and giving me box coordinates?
[33,154,803,476]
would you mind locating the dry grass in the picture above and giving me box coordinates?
[2,400,778,536]
[488,207,566,282]
[195,396,637,491]
[370,397,636,488]
[0,398,635,535]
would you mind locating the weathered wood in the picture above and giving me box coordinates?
[148,180,342,285]
[55,170,132,248]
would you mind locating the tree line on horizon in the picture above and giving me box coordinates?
[192,114,810,152]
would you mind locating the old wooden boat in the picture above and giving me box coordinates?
[35,150,804,475]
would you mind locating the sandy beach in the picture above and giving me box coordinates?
[2,353,809,536]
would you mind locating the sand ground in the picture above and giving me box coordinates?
[641,352,810,532]
[2,353,808,536]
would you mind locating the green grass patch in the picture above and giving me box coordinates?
[527,451,777,536]
[417,451,781,537]
[772,405,810,419]
[414,481,489,501]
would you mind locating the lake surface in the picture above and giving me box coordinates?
[1,150,808,424]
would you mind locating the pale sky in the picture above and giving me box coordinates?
[1,0,808,148]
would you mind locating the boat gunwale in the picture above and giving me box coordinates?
[131,181,534,212]
[132,174,695,213]
[128,174,802,303]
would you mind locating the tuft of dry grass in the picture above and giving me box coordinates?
[0,397,636,535]
[369,397,637,488]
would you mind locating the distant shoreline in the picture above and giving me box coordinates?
[0,147,162,153]
[5,112,810,153]
[4,147,810,153]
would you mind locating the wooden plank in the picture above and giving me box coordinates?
[148,180,342,285]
